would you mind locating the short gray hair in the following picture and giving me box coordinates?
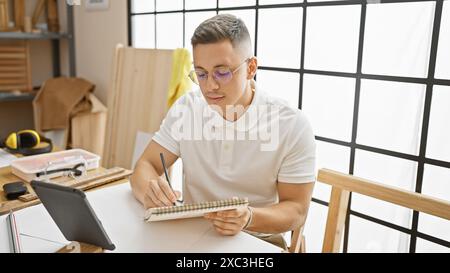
[191,14,252,55]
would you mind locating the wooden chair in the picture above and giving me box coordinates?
[316,168,450,253]
[288,225,306,253]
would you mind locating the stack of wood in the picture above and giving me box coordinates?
[31,0,59,32]
[0,0,59,33]
[103,45,175,169]
[0,41,32,92]
[0,0,10,31]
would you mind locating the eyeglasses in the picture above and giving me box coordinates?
[189,58,250,85]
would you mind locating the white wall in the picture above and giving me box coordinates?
[73,0,128,104]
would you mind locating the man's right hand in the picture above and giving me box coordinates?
[144,177,181,209]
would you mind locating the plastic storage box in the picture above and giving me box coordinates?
[11,149,100,182]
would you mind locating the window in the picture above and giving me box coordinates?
[258,7,302,68]
[435,1,450,80]
[256,70,300,108]
[357,80,425,155]
[130,0,450,252]
[426,85,450,162]
[304,5,360,73]
[303,74,355,141]
[362,2,435,78]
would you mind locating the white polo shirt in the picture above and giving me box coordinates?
[152,82,316,207]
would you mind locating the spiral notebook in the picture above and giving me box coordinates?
[144,198,249,222]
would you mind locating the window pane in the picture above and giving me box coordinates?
[426,85,450,162]
[156,13,183,49]
[260,0,301,5]
[314,141,350,202]
[353,150,416,228]
[351,194,413,229]
[363,2,435,78]
[185,0,216,10]
[185,11,216,53]
[418,213,450,242]
[416,238,450,253]
[303,202,328,253]
[348,216,410,253]
[256,70,299,109]
[304,5,361,73]
[132,0,154,13]
[422,164,450,202]
[155,0,183,11]
[302,74,355,141]
[218,9,256,49]
[420,164,450,242]
[435,1,450,80]
[357,79,425,155]
[258,8,302,68]
[219,0,255,8]
[132,15,155,48]
[354,149,417,192]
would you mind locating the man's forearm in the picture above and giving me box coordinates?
[246,201,308,234]
[130,160,160,204]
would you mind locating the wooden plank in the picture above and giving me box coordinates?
[0,78,29,85]
[289,225,305,253]
[0,52,27,59]
[14,0,25,31]
[104,47,174,169]
[0,199,41,215]
[32,0,46,26]
[322,186,350,253]
[103,45,124,168]
[0,46,26,52]
[0,66,27,72]
[71,93,107,158]
[47,0,59,33]
[318,168,450,220]
[0,0,9,31]
[18,167,130,202]
[24,41,32,91]
[0,59,26,65]
[0,84,28,91]
[0,72,27,78]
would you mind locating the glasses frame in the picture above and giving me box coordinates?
[189,58,251,85]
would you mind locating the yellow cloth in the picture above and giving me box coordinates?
[167,48,192,108]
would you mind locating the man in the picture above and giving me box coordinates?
[130,14,316,249]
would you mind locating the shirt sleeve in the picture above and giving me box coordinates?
[152,95,187,157]
[277,111,317,184]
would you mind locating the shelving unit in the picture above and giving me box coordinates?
[0,4,76,138]
[0,4,76,102]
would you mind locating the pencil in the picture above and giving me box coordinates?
[159,153,179,206]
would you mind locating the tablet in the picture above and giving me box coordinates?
[30,181,116,251]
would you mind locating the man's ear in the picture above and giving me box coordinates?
[247,57,258,80]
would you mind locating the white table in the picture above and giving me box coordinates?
[0,183,281,253]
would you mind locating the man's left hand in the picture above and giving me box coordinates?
[204,206,251,236]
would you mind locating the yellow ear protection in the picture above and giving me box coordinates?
[1,130,53,156]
